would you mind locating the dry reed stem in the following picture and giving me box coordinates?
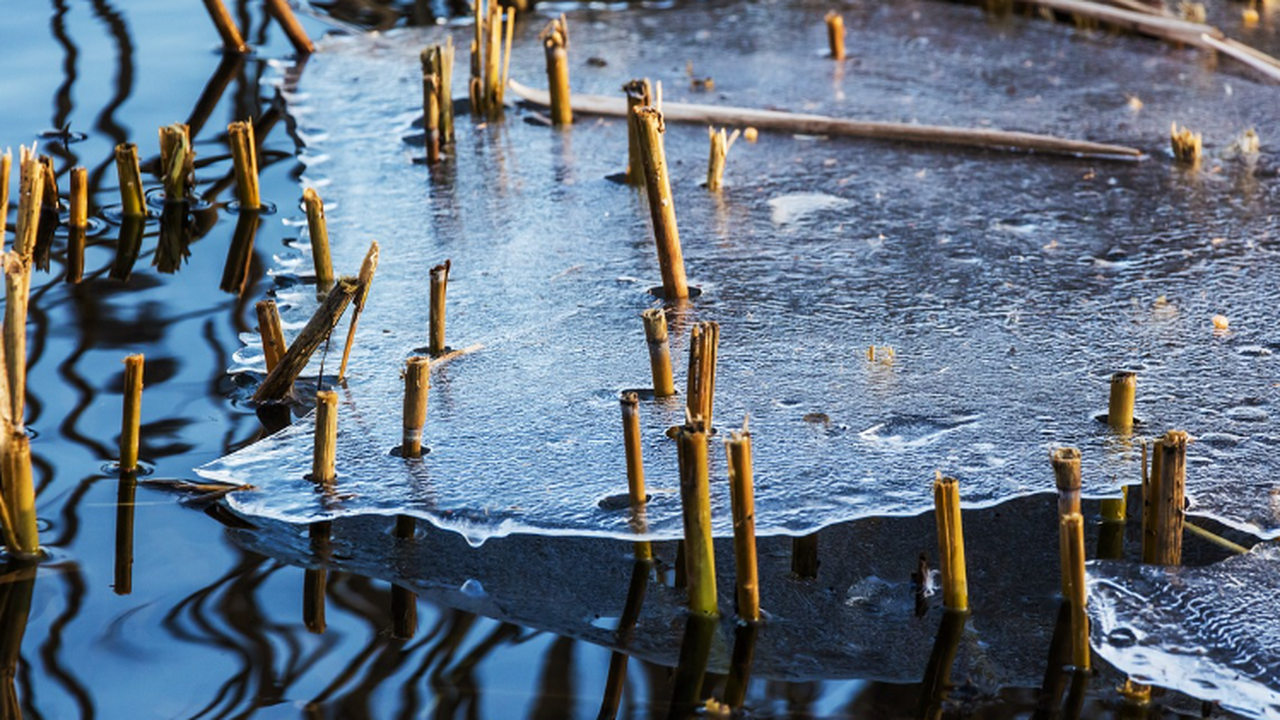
[14,150,44,261]
[302,188,334,293]
[69,167,88,228]
[621,392,652,561]
[640,308,675,397]
[726,422,760,622]
[0,151,10,231]
[201,0,249,53]
[1108,371,1136,430]
[500,8,515,108]
[252,277,359,403]
[402,356,430,458]
[675,421,718,617]
[424,74,441,165]
[1184,520,1249,555]
[3,254,30,432]
[429,260,451,356]
[1052,447,1082,519]
[312,390,338,483]
[509,81,1143,159]
[485,3,502,116]
[2,431,37,558]
[159,123,194,202]
[228,120,260,210]
[541,16,572,126]
[685,322,719,431]
[1170,123,1202,164]
[705,127,740,192]
[338,241,380,382]
[1060,513,1090,670]
[933,472,968,611]
[1142,430,1187,565]
[255,300,287,373]
[633,107,690,299]
[623,79,653,185]
[825,11,846,60]
[422,40,456,143]
[119,355,144,472]
[263,0,315,55]
[114,143,145,217]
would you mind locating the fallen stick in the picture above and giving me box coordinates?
[253,277,359,403]
[337,241,380,382]
[509,80,1142,159]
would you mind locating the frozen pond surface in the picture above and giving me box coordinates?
[198,0,1280,544]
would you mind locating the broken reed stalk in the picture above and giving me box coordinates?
[1142,430,1187,565]
[686,322,720,431]
[202,0,249,53]
[1052,447,1082,520]
[640,308,675,397]
[1060,512,1090,670]
[3,431,38,559]
[69,167,88,228]
[337,241,380,382]
[114,143,145,218]
[623,80,653,185]
[312,390,338,483]
[825,11,846,60]
[402,356,430,458]
[675,420,718,617]
[4,255,31,431]
[429,260,451,356]
[423,73,442,166]
[470,0,515,118]
[252,277,359,403]
[705,127,739,192]
[421,40,455,144]
[227,120,260,210]
[0,150,9,230]
[1170,123,1201,164]
[302,188,334,293]
[1108,371,1136,430]
[158,123,194,202]
[263,0,315,56]
[541,16,572,126]
[933,472,968,612]
[255,300,287,374]
[508,80,1143,160]
[13,149,44,260]
[633,107,690,299]
[621,392,653,562]
[119,354,144,473]
[726,423,760,622]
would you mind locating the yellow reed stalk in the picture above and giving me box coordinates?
[253,277,359,403]
[825,11,846,60]
[424,73,441,165]
[686,322,720,431]
[158,123,194,202]
[0,150,9,230]
[726,422,760,622]
[302,188,334,293]
[3,254,30,432]
[621,392,652,562]
[1170,123,1201,164]
[640,308,674,397]
[402,356,430,458]
[69,167,88,228]
[675,420,717,617]
[1060,512,1090,670]
[1052,447,1082,519]
[337,241,380,382]
[3,430,38,559]
[227,120,260,210]
[255,300,287,373]
[633,107,689,299]
[201,0,249,53]
[263,0,315,55]
[13,151,43,262]
[119,354,144,473]
[422,40,456,143]
[623,79,653,185]
[541,16,572,126]
[1108,371,1136,430]
[114,143,145,218]
[312,391,338,483]
[485,3,502,117]
[500,8,515,108]
[706,127,740,192]
[933,472,968,611]
[1142,430,1187,565]
[429,260,451,356]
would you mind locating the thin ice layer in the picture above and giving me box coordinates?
[1089,548,1280,720]
[199,2,1280,543]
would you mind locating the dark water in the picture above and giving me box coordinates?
[0,0,1275,717]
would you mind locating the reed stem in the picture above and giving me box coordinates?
[623,80,652,185]
[2,431,38,559]
[685,322,719,431]
[1141,430,1187,565]
[3,254,30,432]
[825,11,846,60]
[69,167,88,228]
[1170,123,1201,164]
[541,16,572,126]
[633,107,690,299]
[263,0,315,55]
[933,472,968,612]
[705,127,739,192]
[429,260,450,356]
[255,300,287,374]
[640,308,674,397]
[1060,512,1090,670]
[620,392,652,562]
[402,356,430,458]
[726,422,760,622]
[1108,371,1136,430]
[253,277,359,403]
[228,120,260,210]
[312,390,338,483]
[0,150,9,232]
[421,40,456,144]
[337,241,380,382]
[202,0,249,53]
[1052,447,1082,518]
[159,123,194,202]
[114,143,145,218]
[302,188,334,293]
[119,354,144,473]
[424,73,441,165]
[675,421,717,617]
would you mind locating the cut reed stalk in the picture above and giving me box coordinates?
[726,422,760,622]
[1170,123,1202,164]
[640,308,675,397]
[469,0,515,118]
[219,210,259,295]
[1060,512,1090,670]
[201,0,249,53]
[255,300,287,374]
[1142,430,1187,565]
[791,534,818,578]
[623,79,653,185]
[337,241,380,382]
[674,420,718,617]
[0,150,9,230]
[13,149,44,260]
[705,127,740,192]
[3,431,38,559]
[391,584,418,640]
[825,11,846,60]
[1052,447,1082,519]
[402,356,430,458]
[302,188,334,293]
[304,566,327,633]
[424,73,442,165]
[722,622,759,709]
[3,254,30,431]
[119,354,144,473]
[620,393,652,562]
[253,277,359,403]
[428,260,450,356]
[541,16,572,126]
[421,40,456,143]
[933,472,968,612]
[114,143,145,218]
[228,120,260,210]
[69,167,88,228]
[633,107,690,299]
[1108,371,1137,430]
[312,390,338,483]
[158,123,194,202]
[685,322,720,431]
[263,0,315,55]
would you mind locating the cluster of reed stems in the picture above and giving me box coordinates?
[202,0,312,56]
[470,0,515,119]
[422,40,456,165]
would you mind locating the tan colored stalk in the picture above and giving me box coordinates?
[252,277,359,403]
[0,150,10,230]
[312,390,338,483]
[825,11,846,60]
[201,0,249,53]
[623,80,653,185]
[69,167,88,228]
[633,107,690,299]
[933,472,968,611]
[675,420,717,617]
[726,422,760,622]
[4,254,30,431]
[541,16,572,126]
[1142,430,1187,565]
[1052,447,1082,519]
[421,40,456,143]
[640,308,674,397]
[227,120,260,210]
[3,430,38,559]
[500,8,515,108]
[14,151,44,261]
[263,0,315,55]
[424,74,441,165]
[337,241,380,382]
[429,260,451,356]
[621,392,652,561]
[1170,123,1201,164]
[255,300,287,373]
[706,127,740,192]
[1108,371,1136,430]
[509,81,1144,159]
[685,322,720,431]
[402,356,430,458]
[1060,512,1090,670]
[158,123,194,202]
[302,188,334,293]
[485,3,502,116]
[120,354,144,473]
[1184,520,1249,554]
[114,143,145,218]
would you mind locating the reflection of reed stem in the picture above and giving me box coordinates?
[120,354,144,472]
[1141,430,1186,565]
[114,472,136,595]
[312,391,338,484]
[633,107,689,300]
[726,423,759,622]
[722,621,758,708]
[791,533,818,578]
[917,608,966,720]
[402,356,430,458]
[933,472,968,611]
